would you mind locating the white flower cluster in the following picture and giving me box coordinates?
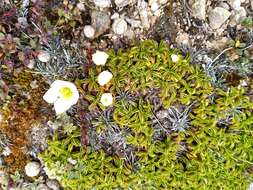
[92,50,113,107]
[42,50,114,115]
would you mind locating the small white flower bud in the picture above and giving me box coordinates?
[97,71,113,86]
[100,93,113,106]
[171,54,179,63]
[92,51,109,66]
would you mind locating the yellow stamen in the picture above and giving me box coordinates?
[59,87,73,100]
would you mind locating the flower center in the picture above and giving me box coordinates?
[59,87,73,100]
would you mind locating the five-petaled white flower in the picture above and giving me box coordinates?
[43,80,79,115]
[98,70,113,86]
[92,50,109,66]
[100,93,113,106]
[171,54,179,63]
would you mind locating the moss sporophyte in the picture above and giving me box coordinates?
[40,41,253,190]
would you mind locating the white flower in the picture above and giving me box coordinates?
[37,51,50,62]
[92,50,109,66]
[43,80,79,115]
[97,70,113,86]
[25,162,41,177]
[171,54,179,63]
[100,93,113,106]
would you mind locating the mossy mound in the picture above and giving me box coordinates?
[40,40,253,190]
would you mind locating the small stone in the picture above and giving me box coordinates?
[229,7,247,26]
[189,0,206,20]
[138,1,150,29]
[227,0,241,10]
[208,7,231,29]
[76,2,85,11]
[125,18,141,28]
[93,0,111,8]
[37,184,50,190]
[112,18,128,35]
[114,0,129,7]
[151,2,160,12]
[91,10,111,38]
[46,179,61,190]
[176,32,190,46]
[83,25,95,39]
[251,0,253,11]
[18,17,28,28]
[37,51,50,63]
[111,12,120,20]
[25,161,41,177]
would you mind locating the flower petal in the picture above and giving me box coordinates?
[54,99,73,115]
[43,87,59,103]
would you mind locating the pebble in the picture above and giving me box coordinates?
[25,161,41,177]
[93,0,111,8]
[208,7,231,29]
[151,2,160,12]
[83,25,95,39]
[227,0,241,10]
[91,10,111,38]
[176,32,190,46]
[189,0,206,20]
[112,18,128,35]
[139,1,150,29]
[46,179,61,190]
[229,7,247,26]
[114,0,130,8]
[37,51,50,63]
[37,184,50,190]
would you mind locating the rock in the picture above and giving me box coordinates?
[151,2,160,12]
[37,51,50,62]
[125,18,141,28]
[138,1,150,29]
[251,0,253,11]
[76,2,85,11]
[114,0,129,7]
[25,161,41,177]
[112,18,128,35]
[208,7,231,29]
[37,184,50,190]
[189,0,206,20]
[93,0,111,8]
[83,25,95,39]
[111,12,120,20]
[229,7,247,26]
[46,179,61,190]
[18,17,28,28]
[227,0,241,10]
[91,10,111,38]
[176,32,190,46]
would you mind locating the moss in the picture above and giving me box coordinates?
[40,40,253,189]
[0,70,53,173]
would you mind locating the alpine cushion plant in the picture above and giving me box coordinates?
[40,40,253,190]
